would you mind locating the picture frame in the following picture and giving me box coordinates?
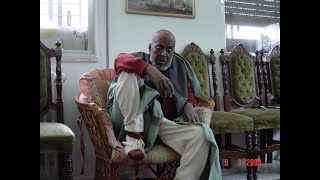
[126,0,195,19]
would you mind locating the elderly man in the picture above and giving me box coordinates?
[106,29,222,180]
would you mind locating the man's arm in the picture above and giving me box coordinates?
[114,53,151,77]
[115,53,174,98]
[183,78,200,123]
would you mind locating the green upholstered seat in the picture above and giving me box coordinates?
[40,122,75,153]
[211,111,253,134]
[231,108,280,129]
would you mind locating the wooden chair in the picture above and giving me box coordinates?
[181,42,255,179]
[259,46,280,163]
[40,41,75,180]
[219,44,280,179]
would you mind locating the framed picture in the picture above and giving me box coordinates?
[126,0,195,19]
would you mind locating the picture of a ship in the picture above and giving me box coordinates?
[127,0,194,17]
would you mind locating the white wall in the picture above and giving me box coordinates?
[56,0,227,179]
[108,0,226,67]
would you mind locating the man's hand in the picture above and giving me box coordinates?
[144,66,175,98]
[183,103,200,123]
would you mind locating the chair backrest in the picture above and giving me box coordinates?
[219,44,264,111]
[261,46,280,107]
[181,42,220,110]
[40,40,64,123]
[79,69,116,109]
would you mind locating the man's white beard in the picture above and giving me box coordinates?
[150,55,173,71]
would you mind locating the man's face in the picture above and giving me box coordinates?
[149,33,175,71]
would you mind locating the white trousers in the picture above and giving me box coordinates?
[115,72,210,180]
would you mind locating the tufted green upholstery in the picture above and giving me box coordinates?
[40,49,47,112]
[183,51,210,100]
[211,111,253,134]
[182,43,254,134]
[219,44,281,171]
[271,55,280,100]
[232,54,255,104]
[231,108,280,129]
[219,45,280,127]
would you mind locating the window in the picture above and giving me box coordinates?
[40,0,97,61]
[224,0,280,53]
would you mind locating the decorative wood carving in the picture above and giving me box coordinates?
[209,49,220,111]
[219,48,231,112]
[255,50,265,107]
[264,45,280,106]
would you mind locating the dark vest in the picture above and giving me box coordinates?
[131,52,188,118]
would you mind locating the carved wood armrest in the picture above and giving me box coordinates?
[195,97,215,110]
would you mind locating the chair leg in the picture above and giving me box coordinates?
[95,157,120,180]
[260,129,267,163]
[245,131,252,180]
[266,129,274,163]
[58,153,73,180]
[215,134,223,168]
[252,131,258,180]
[225,133,232,169]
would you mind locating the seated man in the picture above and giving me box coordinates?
[106,29,222,180]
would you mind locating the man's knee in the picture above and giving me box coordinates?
[118,71,138,83]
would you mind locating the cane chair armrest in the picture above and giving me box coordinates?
[195,97,215,110]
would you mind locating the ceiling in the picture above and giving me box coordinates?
[224,0,280,27]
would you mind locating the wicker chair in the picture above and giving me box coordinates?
[40,40,75,180]
[75,69,182,180]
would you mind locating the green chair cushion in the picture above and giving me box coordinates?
[210,111,253,134]
[40,122,75,153]
[40,49,47,112]
[231,108,280,129]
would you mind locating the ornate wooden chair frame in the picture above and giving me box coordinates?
[40,41,75,180]
[258,46,280,163]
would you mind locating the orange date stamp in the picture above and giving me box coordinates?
[224,159,262,167]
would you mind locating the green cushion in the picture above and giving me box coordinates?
[271,55,280,100]
[232,54,255,104]
[231,108,280,129]
[183,52,209,100]
[210,111,253,134]
[40,122,75,153]
[40,49,47,112]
